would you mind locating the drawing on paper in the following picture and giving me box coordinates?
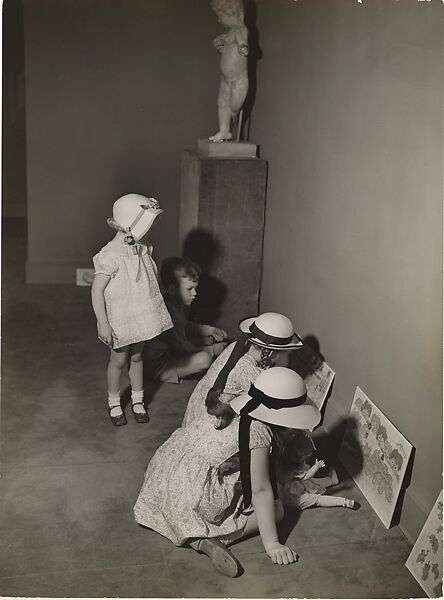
[339,386,413,528]
[406,490,443,598]
[290,342,335,410]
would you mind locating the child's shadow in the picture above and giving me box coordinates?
[182,228,227,325]
[278,508,302,545]
[314,417,364,482]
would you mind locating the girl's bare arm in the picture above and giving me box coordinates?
[91,274,113,344]
[250,447,298,564]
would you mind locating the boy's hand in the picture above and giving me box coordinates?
[211,327,227,342]
[98,322,114,347]
[265,541,299,565]
[314,459,325,470]
[211,342,228,357]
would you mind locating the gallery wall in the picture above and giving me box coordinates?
[252,0,443,541]
[3,0,27,218]
[23,0,219,282]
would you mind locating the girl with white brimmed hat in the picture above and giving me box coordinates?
[182,311,303,427]
[134,367,321,577]
[92,194,173,426]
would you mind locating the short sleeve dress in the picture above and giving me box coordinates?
[93,239,172,349]
[134,412,272,546]
[181,342,264,427]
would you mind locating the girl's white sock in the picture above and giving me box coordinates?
[131,389,146,414]
[108,391,122,417]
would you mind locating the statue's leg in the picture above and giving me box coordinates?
[209,79,232,142]
[230,75,249,117]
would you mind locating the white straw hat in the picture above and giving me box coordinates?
[231,367,321,431]
[239,312,303,350]
[112,194,163,241]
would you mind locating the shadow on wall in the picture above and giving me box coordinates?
[182,228,227,325]
[288,334,365,477]
[289,334,330,423]
[241,0,262,141]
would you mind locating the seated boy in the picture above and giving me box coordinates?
[144,257,228,383]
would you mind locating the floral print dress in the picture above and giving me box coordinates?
[93,239,172,349]
[134,412,271,546]
[182,342,263,427]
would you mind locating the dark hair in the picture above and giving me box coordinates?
[160,257,201,290]
[272,427,314,470]
[258,347,273,369]
[205,388,238,429]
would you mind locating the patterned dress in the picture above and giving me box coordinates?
[134,413,272,545]
[93,238,172,349]
[182,342,263,427]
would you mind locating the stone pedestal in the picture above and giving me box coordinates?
[179,150,268,339]
[197,138,258,158]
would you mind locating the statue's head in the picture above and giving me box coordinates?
[211,0,244,25]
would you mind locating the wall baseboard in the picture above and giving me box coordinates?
[26,260,90,284]
[323,395,427,545]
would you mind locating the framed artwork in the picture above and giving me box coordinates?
[290,343,335,410]
[339,386,413,528]
[406,491,443,598]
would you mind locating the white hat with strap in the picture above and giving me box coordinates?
[231,366,320,430]
[112,194,163,242]
[239,312,303,350]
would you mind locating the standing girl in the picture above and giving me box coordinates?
[182,312,303,427]
[134,367,322,577]
[91,194,173,426]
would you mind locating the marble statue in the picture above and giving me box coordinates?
[209,0,249,142]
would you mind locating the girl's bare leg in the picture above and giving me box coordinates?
[128,342,147,417]
[107,347,129,418]
[108,347,129,394]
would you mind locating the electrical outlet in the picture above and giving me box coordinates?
[76,268,94,286]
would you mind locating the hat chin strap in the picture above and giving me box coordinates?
[238,384,307,510]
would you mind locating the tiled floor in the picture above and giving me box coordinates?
[0,219,425,598]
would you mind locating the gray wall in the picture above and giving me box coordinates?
[23,0,219,281]
[3,0,27,218]
[251,0,443,541]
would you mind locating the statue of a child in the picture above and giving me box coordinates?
[209,0,249,142]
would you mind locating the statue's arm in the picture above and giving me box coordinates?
[213,33,226,53]
[235,25,249,56]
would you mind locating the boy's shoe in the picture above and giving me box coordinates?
[196,538,242,578]
[108,407,127,427]
[131,402,150,424]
